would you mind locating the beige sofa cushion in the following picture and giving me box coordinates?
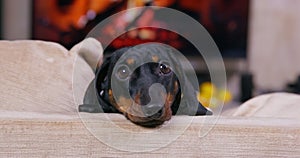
[233,92,300,119]
[0,39,100,117]
[0,40,76,114]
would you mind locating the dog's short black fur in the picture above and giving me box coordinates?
[79,46,212,127]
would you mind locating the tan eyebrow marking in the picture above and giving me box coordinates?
[152,55,159,62]
[126,58,135,65]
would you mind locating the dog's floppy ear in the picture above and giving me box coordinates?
[94,56,121,113]
[79,55,120,113]
[92,47,132,113]
[171,78,212,116]
[168,52,212,116]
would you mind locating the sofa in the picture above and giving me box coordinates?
[0,39,299,157]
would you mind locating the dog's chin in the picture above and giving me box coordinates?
[134,119,166,128]
[125,113,172,128]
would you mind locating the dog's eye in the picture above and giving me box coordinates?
[117,65,130,80]
[159,63,171,74]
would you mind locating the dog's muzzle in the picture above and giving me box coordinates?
[131,83,166,119]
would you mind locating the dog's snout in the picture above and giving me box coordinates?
[127,63,170,121]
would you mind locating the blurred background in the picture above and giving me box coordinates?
[1,0,300,108]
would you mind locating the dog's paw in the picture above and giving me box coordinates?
[78,104,102,113]
[196,103,213,115]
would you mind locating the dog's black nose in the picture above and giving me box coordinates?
[141,104,164,119]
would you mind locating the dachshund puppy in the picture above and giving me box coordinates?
[79,44,212,127]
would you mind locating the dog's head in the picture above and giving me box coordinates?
[96,44,211,127]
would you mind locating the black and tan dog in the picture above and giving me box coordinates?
[79,44,212,127]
